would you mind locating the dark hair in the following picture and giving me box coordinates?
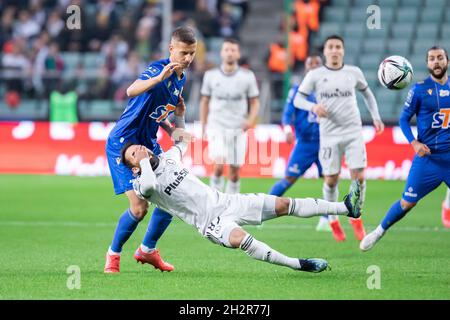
[120,142,135,169]
[171,26,197,45]
[323,35,345,47]
[223,38,240,46]
[427,46,448,61]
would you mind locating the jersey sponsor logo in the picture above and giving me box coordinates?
[320,89,353,99]
[432,108,450,129]
[404,187,417,198]
[164,168,189,195]
[150,103,176,123]
[439,89,449,97]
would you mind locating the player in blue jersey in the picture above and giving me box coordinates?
[360,46,450,251]
[269,54,330,231]
[104,27,197,272]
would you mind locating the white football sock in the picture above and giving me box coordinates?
[210,175,224,191]
[288,198,348,218]
[108,247,121,256]
[323,183,339,221]
[225,180,240,194]
[140,244,155,254]
[445,189,450,208]
[240,234,300,270]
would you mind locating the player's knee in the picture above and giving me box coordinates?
[214,164,224,176]
[229,228,247,248]
[130,202,149,220]
[275,197,290,216]
[285,176,297,184]
[400,199,416,210]
[325,176,339,188]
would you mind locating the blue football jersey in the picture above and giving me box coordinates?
[401,76,450,153]
[108,58,186,150]
[282,84,319,142]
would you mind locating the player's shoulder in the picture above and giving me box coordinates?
[203,67,220,79]
[304,66,324,78]
[144,58,169,76]
[411,77,432,92]
[344,64,364,74]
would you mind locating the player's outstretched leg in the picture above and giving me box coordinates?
[135,207,174,272]
[360,199,414,251]
[442,188,450,228]
[229,228,328,273]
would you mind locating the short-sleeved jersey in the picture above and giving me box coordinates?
[298,65,368,137]
[201,66,259,129]
[401,76,450,154]
[283,84,319,142]
[133,146,227,235]
[108,58,186,150]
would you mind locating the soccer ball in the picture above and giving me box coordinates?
[378,55,414,90]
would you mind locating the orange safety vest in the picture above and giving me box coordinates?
[294,0,320,34]
[289,31,308,62]
[268,43,288,73]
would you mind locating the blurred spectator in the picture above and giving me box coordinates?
[266,35,291,101]
[192,0,216,38]
[112,50,146,101]
[44,42,65,95]
[2,38,31,94]
[45,10,64,40]
[293,0,321,38]
[217,3,239,38]
[13,10,41,40]
[0,6,16,50]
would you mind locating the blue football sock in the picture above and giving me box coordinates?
[142,207,173,249]
[269,178,293,196]
[381,200,410,230]
[110,208,141,253]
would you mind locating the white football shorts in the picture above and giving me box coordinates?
[204,193,276,248]
[207,128,247,166]
[319,133,367,176]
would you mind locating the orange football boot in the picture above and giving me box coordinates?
[349,217,366,241]
[134,247,174,272]
[104,252,120,273]
[330,220,346,242]
[442,202,450,229]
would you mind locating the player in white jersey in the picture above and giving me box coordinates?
[294,35,385,242]
[121,133,363,272]
[200,38,260,194]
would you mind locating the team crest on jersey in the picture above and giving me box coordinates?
[432,108,450,129]
[427,89,433,95]
[439,89,449,97]
[150,103,177,123]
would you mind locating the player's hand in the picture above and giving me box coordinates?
[157,62,181,82]
[135,145,150,162]
[373,119,385,134]
[285,131,294,144]
[172,128,195,143]
[312,103,328,118]
[411,140,431,157]
[242,119,253,131]
[175,94,186,117]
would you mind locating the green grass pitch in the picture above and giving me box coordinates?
[0,175,448,299]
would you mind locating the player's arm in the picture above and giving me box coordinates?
[126,62,181,98]
[134,150,158,198]
[165,138,191,162]
[282,87,296,144]
[243,71,260,131]
[199,95,210,137]
[356,68,384,133]
[243,97,260,131]
[294,72,327,117]
[161,94,187,137]
[199,71,211,138]
[399,85,431,157]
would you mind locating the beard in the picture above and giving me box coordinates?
[428,64,448,79]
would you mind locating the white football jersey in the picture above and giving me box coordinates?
[298,65,369,136]
[201,66,259,130]
[133,145,233,235]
